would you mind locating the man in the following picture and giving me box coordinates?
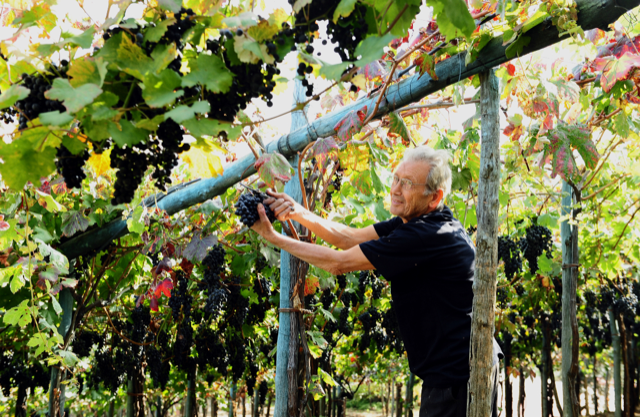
[250,146,497,417]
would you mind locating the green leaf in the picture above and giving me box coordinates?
[38,241,69,273]
[164,101,210,123]
[0,84,30,109]
[354,33,396,68]
[221,12,260,28]
[35,190,67,213]
[0,140,56,191]
[58,350,79,368]
[64,27,96,49]
[140,69,184,107]
[3,300,30,326]
[98,32,155,80]
[416,53,438,79]
[149,43,178,74]
[387,112,412,144]
[615,112,630,138]
[136,115,165,131]
[292,0,313,13]
[158,0,183,13]
[108,120,149,147]
[428,0,475,41]
[333,0,358,23]
[44,78,102,113]
[61,211,90,238]
[521,10,549,33]
[51,295,62,315]
[505,35,531,59]
[144,18,176,43]
[126,206,146,235]
[67,57,108,88]
[39,111,74,126]
[318,62,350,82]
[594,52,640,93]
[318,368,337,386]
[254,153,294,187]
[182,118,236,140]
[334,105,368,141]
[0,266,18,286]
[11,270,25,293]
[182,54,234,94]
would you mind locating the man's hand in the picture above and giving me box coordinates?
[250,204,277,240]
[264,190,303,222]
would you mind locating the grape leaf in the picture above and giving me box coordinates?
[108,120,149,147]
[154,278,174,299]
[593,52,640,93]
[255,152,294,188]
[361,60,388,81]
[164,101,211,123]
[44,78,102,114]
[247,19,280,43]
[354,33,396,68]
[39,111,74,126]
[333,0,358,23]
[0,139,56,191]
[180,147,224,178]
[61,211,90,238]
[352,169,373,194]
[183,118,239,140]
[505,35,531,59]
[567,125,599,169]
[184,232,217,262]
[182,54,234,94]
[304,275,320,296]
[334,105,368,141]
[311,137,339,167]
[127,206,147,235]
[428,0,475,41]
[140,69,184,107]
[319,62,350,82]
[614,111,630,138]
[292,0,313,13]
[0,215,9,232]
[144,18,176,43]
[550,139,576,181]
[320,94,344,111]
[86,148,111,177]
[414,53,438,80]
[221,12,260,28]
[158,0,182,13]
[387,112,412,145]
[0,84,30,109]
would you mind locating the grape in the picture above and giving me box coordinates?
[337,307,352,336]
[320,288,335,310]
[203,243,226,276]
[521,224,552,274]
[235,192,277,227]
[71,330,102,357]
[497,236,522,280]
[259,380,268,405]
[337,274,347,290]
[12,67,67,130]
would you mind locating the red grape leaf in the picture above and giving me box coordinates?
[61,211,90,238]
[304,275,319,296]
[550,139,576,180]
[320,93,343,111]
[387,112,412,146]
[585,28,605,45]
[503,123,524,142]
[50,278,77,296]
[154,278,174,299]
[507,63,516,76]
[361,60,388,81]
[592,52,640,92]
[183,232,217,263]
[543,123,597,181]
[255,152,294,187]
[414,53,438,80]
[311,137,339,167]
[567,125,599,170]
[149,296,159,312]
[334,105,368,142]
[351,170,372,194]
[51,177,68,195]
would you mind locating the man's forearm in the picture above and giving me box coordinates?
[291,209,364,250]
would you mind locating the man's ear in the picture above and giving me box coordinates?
[429,189,444,210]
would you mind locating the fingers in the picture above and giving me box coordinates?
[257,203,269,222]
[266,189,285,199]
[270,198,294,220]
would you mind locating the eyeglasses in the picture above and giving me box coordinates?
[391,175,427,191]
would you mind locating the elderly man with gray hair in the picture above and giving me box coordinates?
[251,145,498,417]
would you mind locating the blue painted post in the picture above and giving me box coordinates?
[48,288,74,417]
[274,78,308,417]
[127,378,135,417]
[229,382,236,417]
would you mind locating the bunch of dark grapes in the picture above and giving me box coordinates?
[497,236,522,280]
[146,344,170,389]
[320,287,335,310]
[613,294,638,318]
[224,277,250,329]
[496,286,508,308]
[168,270,193,322]
[235,192,277,227]
[54,145,90,189]
[88,346,127,393]
[337,274,347,290]
[357,270,372,301]
[194,326,228,376]
[259,380,269,405]
[14,66,67,129]
[245,351,259,396]
[0,104,18,124]
[521,225,552,274]
[370,276,385,300]
[202,243,226,274]
[255,255,268,273]
[325,3,369,63]
[337,307,352,336]
[200,243,227,315]
[71,330,103,357]
[152,119,190,190]
[247,277,272,324]
[297,62,315,98]
[228,335,247,380]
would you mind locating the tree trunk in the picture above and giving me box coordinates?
[561,180,580,417]
[468,69,500,417]
[517,367,525,417]
[15,384,27,417]
[610,309,622,417]
[404,374,414,417]
[242,394,246,417]
[155,396,162,417]
[265,394,271,417]
[211,397,217,417]
[395,383,402,417]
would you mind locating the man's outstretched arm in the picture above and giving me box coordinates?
[265,190,379,250]
[252,204,374,275]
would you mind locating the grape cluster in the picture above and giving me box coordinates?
[338,307,352,336]
[496,286,509,308]
[0,353,50,398]
[337,274,347,290]
[71,330,103,357]
[497,236,522,280]
[521,225,552,274]
[320,287,336,310]
[13,66,67,130]
[235,192,276,227]
[247,277,272,324]
[55,145,90,189]
[0,104,18,124]
[88,345,127,393]
[259,380,269,405]
[297,62,316,98]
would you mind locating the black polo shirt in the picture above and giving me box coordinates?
[359,206,475,388]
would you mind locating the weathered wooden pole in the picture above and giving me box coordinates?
[467,69,500,417]
[48,288,74,417]
[274,78,308,417]
[186,375,196,417]
[561,180,580,417]
[609,309,622,417]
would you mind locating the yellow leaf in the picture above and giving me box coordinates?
[180,148,224,178]
[87,149,112,177]
[350,74,367,90]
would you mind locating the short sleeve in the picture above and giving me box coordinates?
[360,225,433,281]
[373,217,403,238]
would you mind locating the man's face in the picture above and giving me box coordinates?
[390,160,439,222]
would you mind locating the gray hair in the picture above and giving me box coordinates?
[402,146,452,209]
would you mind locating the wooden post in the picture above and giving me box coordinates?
[593,356,598,415]
[48,288,74,417]
[230,383,236,417]
[561,180,580,417]
[404,374,414,417]
[395,383,402,417]
[467,69,500,417]
[127,378,135,417]
[109,400,115,417]
[186,375,196,417]
[610,309,622,417]
[504,336,513,417]
[156,396,162,417]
